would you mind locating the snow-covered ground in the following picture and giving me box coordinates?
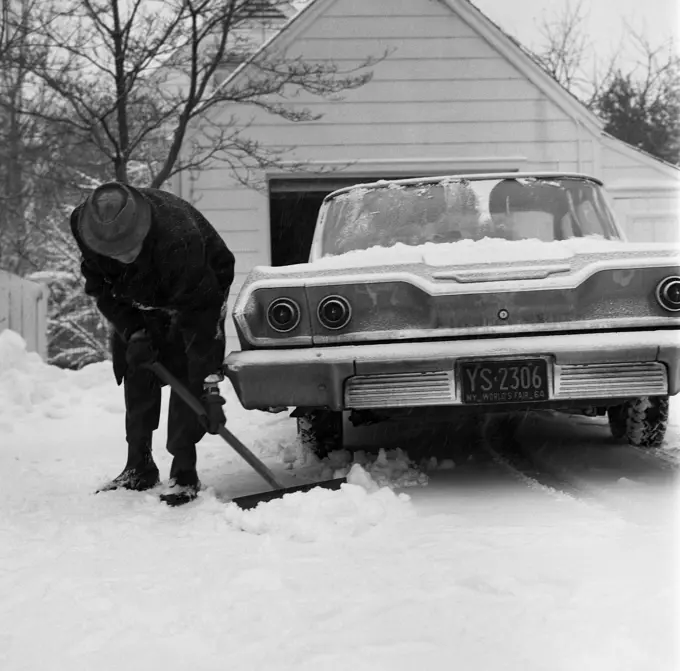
[1,329,678,670]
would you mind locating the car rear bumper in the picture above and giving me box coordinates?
[224,329,680,410]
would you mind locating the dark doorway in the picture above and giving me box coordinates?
[269,189,327,266]
[269,175,416,266]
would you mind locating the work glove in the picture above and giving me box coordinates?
[199,391,226,434]
[125,329,157,372]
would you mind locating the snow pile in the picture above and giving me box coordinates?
[222,463,414,541]
[313,447,430,488]
[661,395,680,464]
[0,330,114,421]
[0,329,68,418]
[310,236,637,269]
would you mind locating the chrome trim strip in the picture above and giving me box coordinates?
[323,172,605,201]
[310,317,679,347]
[432,264,572,282]
[224,328,678,369]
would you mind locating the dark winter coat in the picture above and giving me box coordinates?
[70,187,236,385]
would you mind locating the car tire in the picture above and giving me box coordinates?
[296,409,344,458]
[606,404,628,440]
[607,396,669,448]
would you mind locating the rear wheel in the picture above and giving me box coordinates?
[607,396,669,448]
[296,409,344,458]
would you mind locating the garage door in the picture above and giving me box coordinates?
[612,195,680,244]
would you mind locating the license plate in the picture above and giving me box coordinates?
[459,359,549,404]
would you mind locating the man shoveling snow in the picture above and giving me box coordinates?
[70,182,235,506]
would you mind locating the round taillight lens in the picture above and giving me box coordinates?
[317,295,352,330]
[266,298,301,332]
[656,276,680,312]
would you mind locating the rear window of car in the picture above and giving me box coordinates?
[319,177,621,257]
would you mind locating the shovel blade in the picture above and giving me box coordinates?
[229,477,347,510]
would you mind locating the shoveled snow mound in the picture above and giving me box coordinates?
[0,328,67,415]
[219,448,430,541]
[0,331,425,518]
[0,330,96,417]
[222,464,415,541]
[312,447,430,488]
[0,330,283,440]
[0,329,122,423]
[309,236,638,268]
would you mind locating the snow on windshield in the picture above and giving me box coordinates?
[318,177,621,259]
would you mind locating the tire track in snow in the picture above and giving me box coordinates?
[477,414,599,505]
[478,412,678,519]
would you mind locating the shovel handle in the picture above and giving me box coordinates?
[144,362,283,491]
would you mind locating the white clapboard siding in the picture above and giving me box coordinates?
[611,197,680,244]
[0,270,48,358]
[602,140,680,243]
[235,119,582,147]
[266,98,568,124]
[325,0,453,16]
[307,15,478,39]
[602,141,677,183]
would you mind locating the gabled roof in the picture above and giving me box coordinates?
[219,0,605,135]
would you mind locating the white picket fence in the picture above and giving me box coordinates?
[0,269,49,359]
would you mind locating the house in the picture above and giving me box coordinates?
[173,0,680,352]
[212,1,298,82]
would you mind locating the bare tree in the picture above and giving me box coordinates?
[528,0,624,107]
[0,0,56,272]
[528,3,679,164]
[21,0,382,189]
[593,31,680,164]
[530,0,590,94]
[0,0,104,273]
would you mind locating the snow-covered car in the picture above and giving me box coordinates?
[224,172,680,454]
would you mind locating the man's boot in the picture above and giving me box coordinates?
[159,468,201,507]
[97,441,160,493]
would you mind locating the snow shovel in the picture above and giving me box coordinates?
[145,362,346,509]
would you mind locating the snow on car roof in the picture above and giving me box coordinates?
[323,172,605,202]
[308,235,638,270]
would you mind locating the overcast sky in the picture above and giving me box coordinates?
[468,0,678,67]
[293,0,678,69]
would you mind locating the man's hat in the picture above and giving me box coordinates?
[78,182,152,258]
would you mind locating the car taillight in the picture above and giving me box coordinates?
[266,298,301,332]
[317,295,352,330]
[656,276,680,312]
